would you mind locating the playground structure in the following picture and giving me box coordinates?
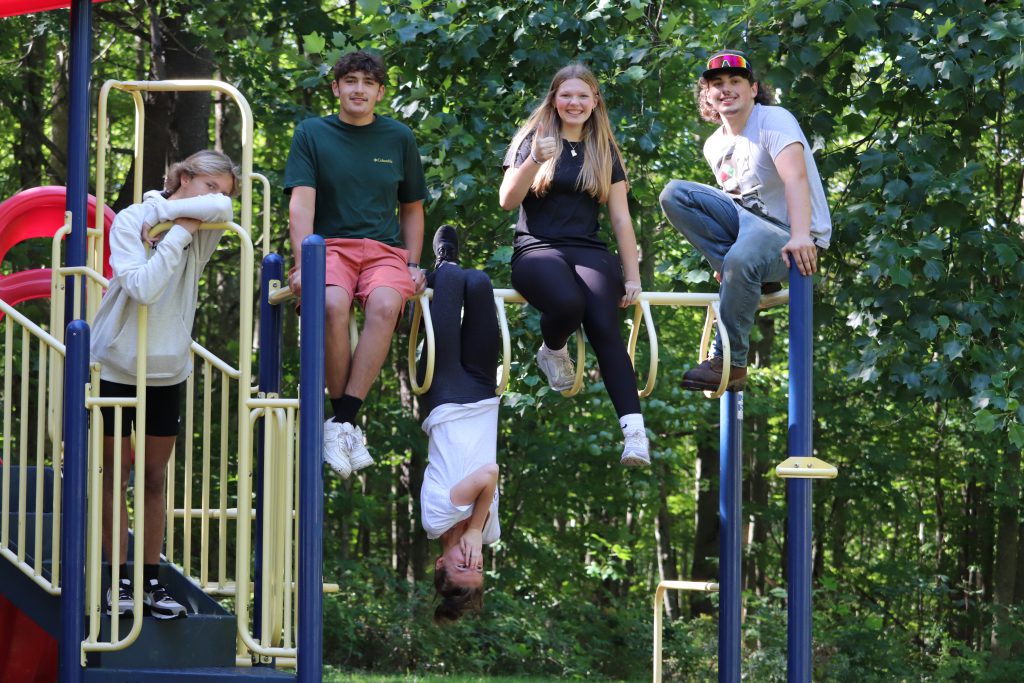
[0,2,838,682]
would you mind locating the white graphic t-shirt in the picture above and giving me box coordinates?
[703,104,832,248]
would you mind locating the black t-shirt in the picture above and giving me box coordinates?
[502,134,626,258]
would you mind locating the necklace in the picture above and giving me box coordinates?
[567,140,580,157]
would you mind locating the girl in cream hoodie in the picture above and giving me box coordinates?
[90,150,238,619]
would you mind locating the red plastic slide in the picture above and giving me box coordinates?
[0,594,57,683]
[0,186,114,314]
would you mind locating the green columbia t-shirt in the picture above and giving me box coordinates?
[283,114,427,246]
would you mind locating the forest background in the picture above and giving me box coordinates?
[1,0,1023,681]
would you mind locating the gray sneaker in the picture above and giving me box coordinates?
[143,578,187,620]
[620,428,651,467]
[338,422,374,472]
[536,344,575,392]
[106,578,133,616]
[323,418,352,479]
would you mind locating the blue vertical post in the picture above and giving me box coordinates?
[719,390,742,683]
[64,0,93,324]
[253,254,285,652]
[296,236,325,683]
[59,320,89,683]
[787,263,813,682]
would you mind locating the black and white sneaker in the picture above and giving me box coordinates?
[106,578,134,616]
[143,578,187,619]
[432,224,459,269]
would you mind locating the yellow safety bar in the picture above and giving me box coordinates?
[775,456,838,479]
[652,580,719,683]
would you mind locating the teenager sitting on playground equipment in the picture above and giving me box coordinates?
[417,225,500,622]
[284,50,427,480]
[90,149,239,619]
[499,63,650,467]
[660,50,831,391]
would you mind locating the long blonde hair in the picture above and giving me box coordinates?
[164,150,240,197]
[508,63,625,203]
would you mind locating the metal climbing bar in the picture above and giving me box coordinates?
[297,235,325,683]
[720,390,742,683]
[786,263,814,683]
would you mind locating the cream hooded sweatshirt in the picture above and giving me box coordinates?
[89,190,233,386]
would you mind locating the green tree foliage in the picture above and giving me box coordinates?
[0,0,1022,679]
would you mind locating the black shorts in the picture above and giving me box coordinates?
[99,380,183,438]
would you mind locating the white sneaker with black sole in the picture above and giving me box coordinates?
[106,578,133,616]
[143,578,187,619]
[620,427,651,467]
[338,422,374,472]
[536,344,575,392]
[323,418,352,479]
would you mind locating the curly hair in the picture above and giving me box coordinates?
[332,50,386,85]
[164,150,240,197]
[432,565,484,624]
[695,75,776,124]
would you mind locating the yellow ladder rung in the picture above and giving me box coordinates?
[775,456,838,479]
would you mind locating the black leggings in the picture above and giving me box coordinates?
[511,245,641,418]
[418,265,499,417]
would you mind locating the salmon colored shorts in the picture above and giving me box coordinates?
[324,238,416,306]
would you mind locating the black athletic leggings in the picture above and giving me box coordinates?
[418,265,499,417]
[511,245,641,418]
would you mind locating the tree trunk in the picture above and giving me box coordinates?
[745,315,774,596]
[991,446,1021,659]
[654,460,679,619]
[16,33,47,189]
[690,436,719,617]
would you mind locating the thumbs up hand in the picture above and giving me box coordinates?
[530,121,558,164]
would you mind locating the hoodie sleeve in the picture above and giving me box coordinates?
[108,203,195,305]
[146,192,233,224]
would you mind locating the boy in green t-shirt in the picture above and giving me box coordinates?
[284,50,427,477]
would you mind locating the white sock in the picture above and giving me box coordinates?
[542,342,568,356]
[620,413,645,433]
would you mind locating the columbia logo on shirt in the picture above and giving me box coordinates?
[373,157,393,164]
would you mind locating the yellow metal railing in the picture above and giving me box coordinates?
[408,288,790,401]
[0,299,66,596]
[652,580,720,683]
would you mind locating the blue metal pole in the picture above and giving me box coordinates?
[253,254,284,653]
[296,236,325,683]
[59,320,89,683]
[787,262,813,683]
[64,0,93,324]
[719,390,742,683]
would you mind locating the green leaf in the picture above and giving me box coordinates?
[1009,422,1024,448]
[937,18,955,40]
[302,32,325,55]
[974,409,997,433]
[943,340,965,360]
[845,8,879,39]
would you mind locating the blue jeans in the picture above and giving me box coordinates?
[659,180,790,368]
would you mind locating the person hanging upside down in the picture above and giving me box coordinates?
[417,225,500,622]
[498,63,650,467]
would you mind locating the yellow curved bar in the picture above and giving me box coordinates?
[407,293,435,395]
[701,302,731,399]
[495,296,512,396]
[250,172,272,257]
[559,328,586,398]
[626,301,659,398]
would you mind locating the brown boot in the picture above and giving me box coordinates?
[680,357,746,391]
